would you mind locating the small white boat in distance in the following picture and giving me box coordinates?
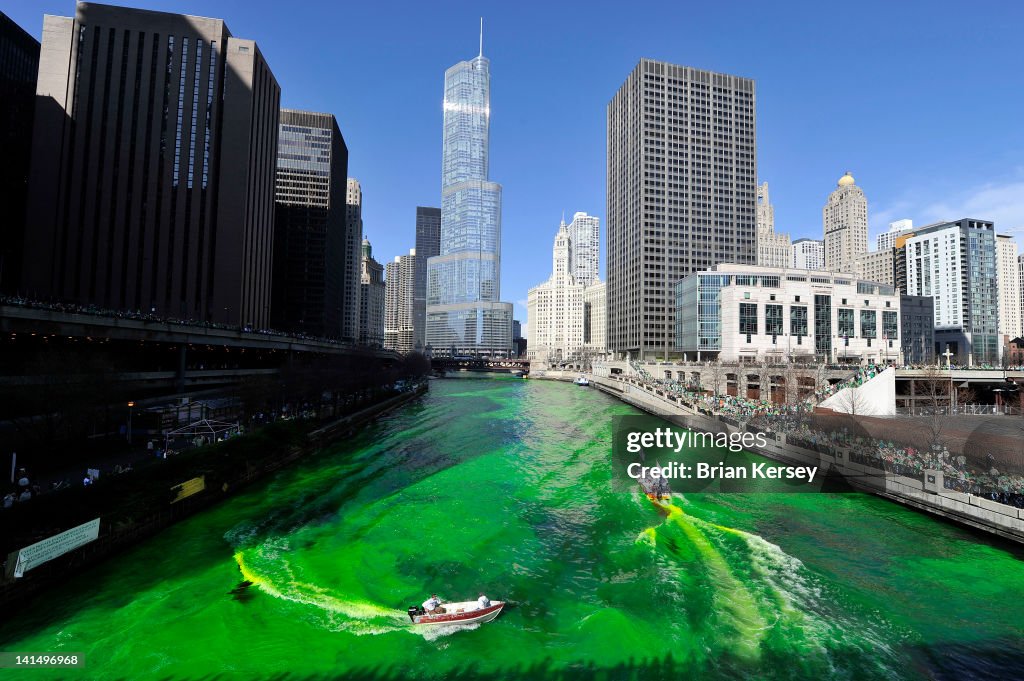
[408,600,505,626]
[574,376,590,386]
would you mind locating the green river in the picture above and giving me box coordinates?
[2,376,1023,680]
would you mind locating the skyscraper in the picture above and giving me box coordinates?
[343,179,364,343]
[426,27,512,357]
[23,3,280,326]
[359,238,385,347]
[995,234,1022,341]
[0,12,39,294]
[414,206,441,352]
[823,172,868,273]
[565,212,600,286]
[385,249,416,353]
[877,219,914,252]
[272,109,348,337]
[755,182,791,268]
[607,59,757,359]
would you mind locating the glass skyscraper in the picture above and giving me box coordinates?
[426,34,512,357]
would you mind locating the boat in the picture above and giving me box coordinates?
[512,370,527,378]
[574,376,590,386]
[407,600,505,626]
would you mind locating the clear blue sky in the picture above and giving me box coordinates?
[7,0,1024,324]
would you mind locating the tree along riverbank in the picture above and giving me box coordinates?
[0,383,428,610]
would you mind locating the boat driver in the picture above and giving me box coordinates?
[477,593,490,609]
[423,594,442,613]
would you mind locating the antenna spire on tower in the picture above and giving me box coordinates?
[479,17,483,57]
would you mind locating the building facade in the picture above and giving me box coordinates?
[900,294,935,365]
[426,38,512,357]
[414,206,442,352]
[566,211,600,286]
[271,109,348,337]
[675,264,900,364]
[583,279,607,357]
[343,179,363,343]
[607,59,757,360]
[791,238,825,271]
[0,12,39,294]
[995,234,1022,342]
[385,249,416,353]
[877,219,914,252]
[24,3,280,326]
[904,219,999,364]
[755,182,791,268]
[359,238,385,347]
[823,172,868,273]
[854,248,896,288]
[527,222,584,362]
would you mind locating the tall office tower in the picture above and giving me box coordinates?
[823,171,868,273]
[0,12,39,294]
[385,250,416,353]
[343,179,363,342]
[413,206,441,351]
[905,219,999,364]
[566,211,601,286]
[1019,254,1024,341]
[24,3,280,326]
[995,234,1022,341]
[359,238,385,347]
[426,30,513,357]
[877,218,914,252]
[271,110,348,337]
[607,59,756,359]
[755,182,790,268]
[791,238,825,270]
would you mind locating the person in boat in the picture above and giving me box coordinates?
[422,594,444,614]
[477,593,490,609]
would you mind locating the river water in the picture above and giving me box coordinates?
[2,376,1023,680]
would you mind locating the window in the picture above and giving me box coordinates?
[883,310,898,339]
[794,295,801,302]
[860,310,877,338]
[766,304,783,335]
[740,303,758,335]
[838,308,855,337]
[790,306,807,336]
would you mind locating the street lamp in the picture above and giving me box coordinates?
[127,401,135,444]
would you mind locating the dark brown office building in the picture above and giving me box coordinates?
[0,12,40,294]
[23,2,280,326]
[271,109,348,338]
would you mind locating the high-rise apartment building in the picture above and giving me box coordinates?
[359,238,385,347]
[24,3,280,326]
[385,249,416,353]
[414,206,441,352]
[607,59,756,359]
[904,219,999,364]
[823,172,868,273]
[791,238,824,271]
[877,219,914,252]
[426,33,512,357]
[271,109,348,337]
[343,179,364,342]
[0,12,40,294]
[755,182,791,268]
[995,234,1022,341]
[566,211,601,286]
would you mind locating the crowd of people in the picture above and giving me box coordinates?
[624,361,1024,509]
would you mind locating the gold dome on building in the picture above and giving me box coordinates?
[837,171,855,187]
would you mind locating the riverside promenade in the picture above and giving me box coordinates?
[573,364,1024,545]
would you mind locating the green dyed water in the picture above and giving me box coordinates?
[2,376,1023,680]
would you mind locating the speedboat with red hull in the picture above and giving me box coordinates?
[408,600,505,626]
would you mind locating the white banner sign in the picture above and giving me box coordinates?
[12,518,101,578]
